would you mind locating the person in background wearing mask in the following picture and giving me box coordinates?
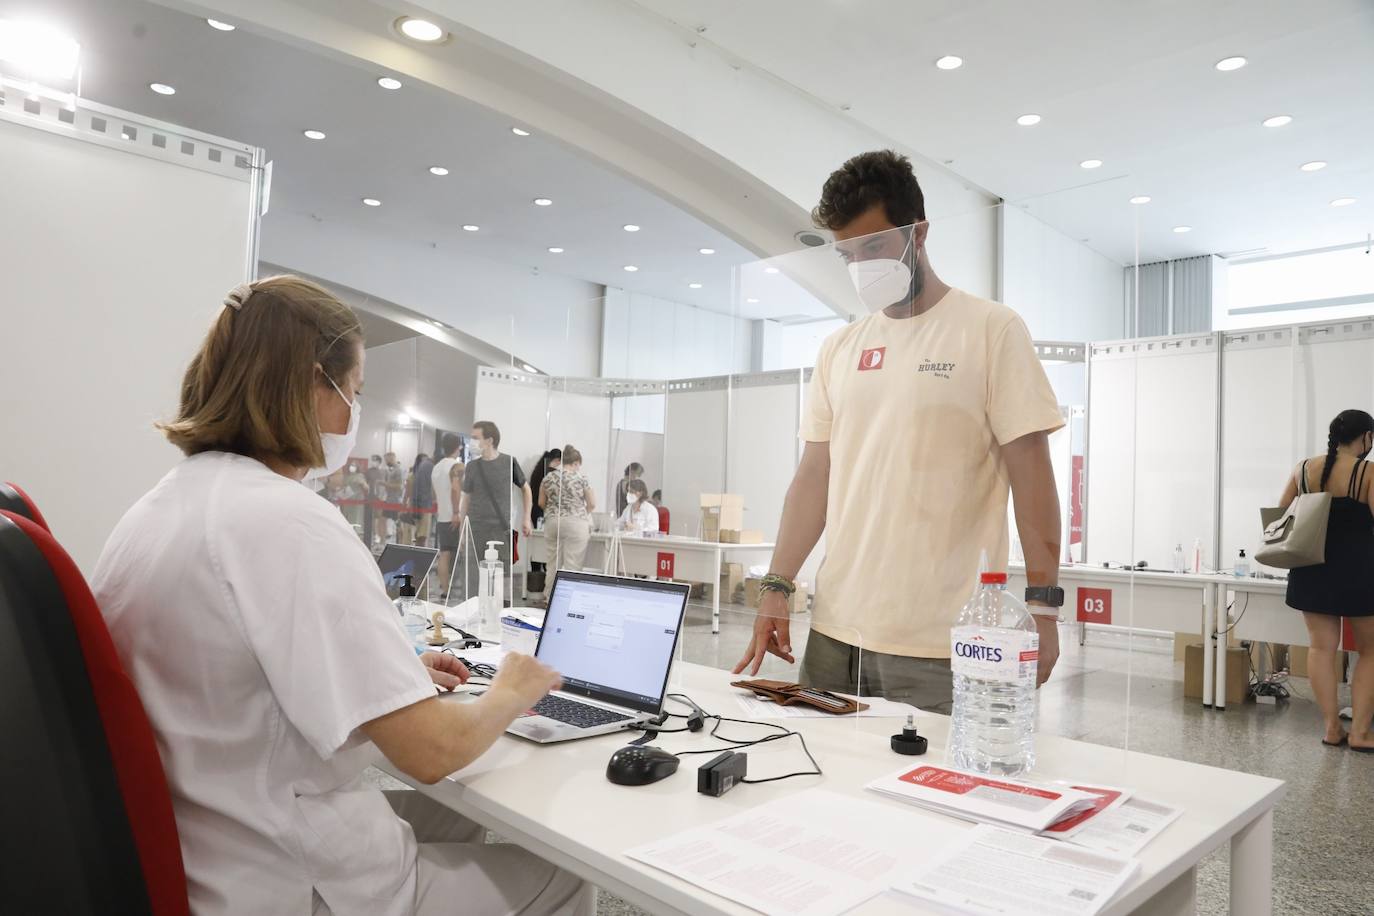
[1280,409,1374,751]
[459,421,532,603]
[539,445,595,601]
[615,462,644,517]
[431,433,464,599]
[734,150,1066,712]
[91,276,588,916]
[382,450,404,544]
[617,479,658,534]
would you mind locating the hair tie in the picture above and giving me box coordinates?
[223,282,254,311]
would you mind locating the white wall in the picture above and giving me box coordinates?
[757,319,848,372]
[0,115,252,572]
[1001,205,1126,342]
[262,209,603,377]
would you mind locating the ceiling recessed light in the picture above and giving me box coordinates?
[623,224,640,232]
[429,319,445,327]
[935,55,963,70]
[533,198,553,206]
[206,18,235,31]
[303,129,326,140]
[429,166,449,176]
[699,248,715,255]
[149,82,175,95]
[1215,56,1247,71]
[623,265,639,272]
[547,246,564,253]
[362,198,381,207]
[1079,159,1103,169]
[1016,114,1041,127]
[764,267,780,274]
[377,76,402,90]
[1261,115,1291,128]
[1129,195,1151,204]
[397,17,445,42]
[1173,226,1192,233]
[462,224,479,232]
[1330,198,1357,207]
[746,298,760,304]
[689,283,703,289]
[511,127,530,137]
[1300,161,1327,172]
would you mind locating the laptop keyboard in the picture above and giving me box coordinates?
[531,695,634,729]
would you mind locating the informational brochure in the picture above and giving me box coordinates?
[895,825,1140,916]
[866,764,1098,833]
[1065,796,1183,858]
[1039,785,1131,840]
[624,789,927,916]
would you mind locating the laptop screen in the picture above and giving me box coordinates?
[536,572,688,715]
[377,544,438,600]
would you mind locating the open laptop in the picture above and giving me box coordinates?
[377,543,439,600]
[505,571,690,744]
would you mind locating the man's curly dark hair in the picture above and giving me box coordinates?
[811,150,926,231]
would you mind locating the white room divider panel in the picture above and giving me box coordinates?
[662,381,729,537]
[548,380,613,510]
[0,81,260,572]
[1084,352,1139,567]
[726,372,803,541]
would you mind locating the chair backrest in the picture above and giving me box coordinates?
[657,504,671,534]
[0,511,188,915]
[0,481,50,532]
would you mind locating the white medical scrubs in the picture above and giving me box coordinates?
[92,452,588,916]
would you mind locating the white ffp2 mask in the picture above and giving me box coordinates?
[846,229,917,312]
[304,377,360,481]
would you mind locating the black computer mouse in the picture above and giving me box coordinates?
[606,745,680,786]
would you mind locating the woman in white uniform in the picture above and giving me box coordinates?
[616,479,659,534]
[91,276,591,916]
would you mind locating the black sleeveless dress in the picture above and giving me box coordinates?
[1286,459,1374,617]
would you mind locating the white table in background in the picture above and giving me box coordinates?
[384,662,1284,916]
[527,531,774,633]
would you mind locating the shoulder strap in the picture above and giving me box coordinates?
[1298,459,1310,495]
[1357,461,1370,503]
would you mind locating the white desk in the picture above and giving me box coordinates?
[527,531,774,633]
[384,663,1284,916]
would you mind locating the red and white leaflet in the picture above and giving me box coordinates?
[1066,796,1183,858]
[866,765,1097,832]
[1039,785,1132,840]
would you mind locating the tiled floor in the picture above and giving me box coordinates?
[382,599,1374,915]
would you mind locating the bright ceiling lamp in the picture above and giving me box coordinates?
[1016,113,1041,126]
[361,197,381,207]
[149,82,175,95]
[623,265,639,272]
[303,129,326,140]
[1173,226,1192,233]
[0,19,81,80]
[1214,56,1247,71]
[206,19,235,32]
[511,127,531,136]
[429,166,449,175]
[1129,195,1151,204]
[1079,159,1103,169]
[1261,115,1291,128]
[1300,161,1327,172]
[935,55,963,70]
[547,247,564,253]
[1330,198,1356,207]
[699,247,715,255]
[396,17,446,42]
[533,197,553,206]
[689,282,702,289]
[377,76,402,90]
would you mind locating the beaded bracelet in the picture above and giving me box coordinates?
[758,573,796,598]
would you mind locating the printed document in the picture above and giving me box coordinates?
[1066,796,1183,858]
[867,765,1098,832]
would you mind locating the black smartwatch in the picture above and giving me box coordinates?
[1024,586,1065,608]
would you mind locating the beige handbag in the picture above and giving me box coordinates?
[1255,459,1330,569]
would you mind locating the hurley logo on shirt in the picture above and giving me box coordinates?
[858,347,886,371]
[918,359,956,380]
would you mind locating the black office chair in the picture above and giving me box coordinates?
[0,511,179,914]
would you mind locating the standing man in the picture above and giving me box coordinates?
[412,451,434,547]
[734,150,1065,712]
[459,421,533,604]
[381,451,404,544]
[430,433,463,599]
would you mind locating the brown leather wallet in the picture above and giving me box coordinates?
[730,679,868,714]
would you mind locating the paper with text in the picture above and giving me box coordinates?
[1066,796,1182,858]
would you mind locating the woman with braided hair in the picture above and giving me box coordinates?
[1280,408,1374,751]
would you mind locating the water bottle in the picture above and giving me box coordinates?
[1234,549,1250,578]
[392,574,428,648]
[949,571,1039,777]
[1173,543,1186,574]
[478,540,505,639]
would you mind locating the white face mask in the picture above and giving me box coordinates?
[626,493,639,504]
[304,376,360,481]
[846,230,916,312]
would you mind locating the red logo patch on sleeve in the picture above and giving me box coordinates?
[858,347,886,371]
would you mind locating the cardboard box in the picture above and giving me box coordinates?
[1288,645,1346,680]
[744,577,761,608]
[700,494,744,532]
[719,562,744,602]
[1183,643,1250,705]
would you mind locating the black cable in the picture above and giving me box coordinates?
[641,695,823,783]
[1219,593,1250,635]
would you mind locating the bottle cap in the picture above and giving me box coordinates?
[979,572,1008,585]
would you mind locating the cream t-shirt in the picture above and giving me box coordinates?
[801,288,1063,658]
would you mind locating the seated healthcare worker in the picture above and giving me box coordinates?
[91,276,591,916]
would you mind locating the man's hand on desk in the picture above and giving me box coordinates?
[732,590,794,676]
[420,652,470,691]
[1031,613,1060,686]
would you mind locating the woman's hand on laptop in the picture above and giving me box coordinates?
[490,653,563,712]
[419,651,470,691]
